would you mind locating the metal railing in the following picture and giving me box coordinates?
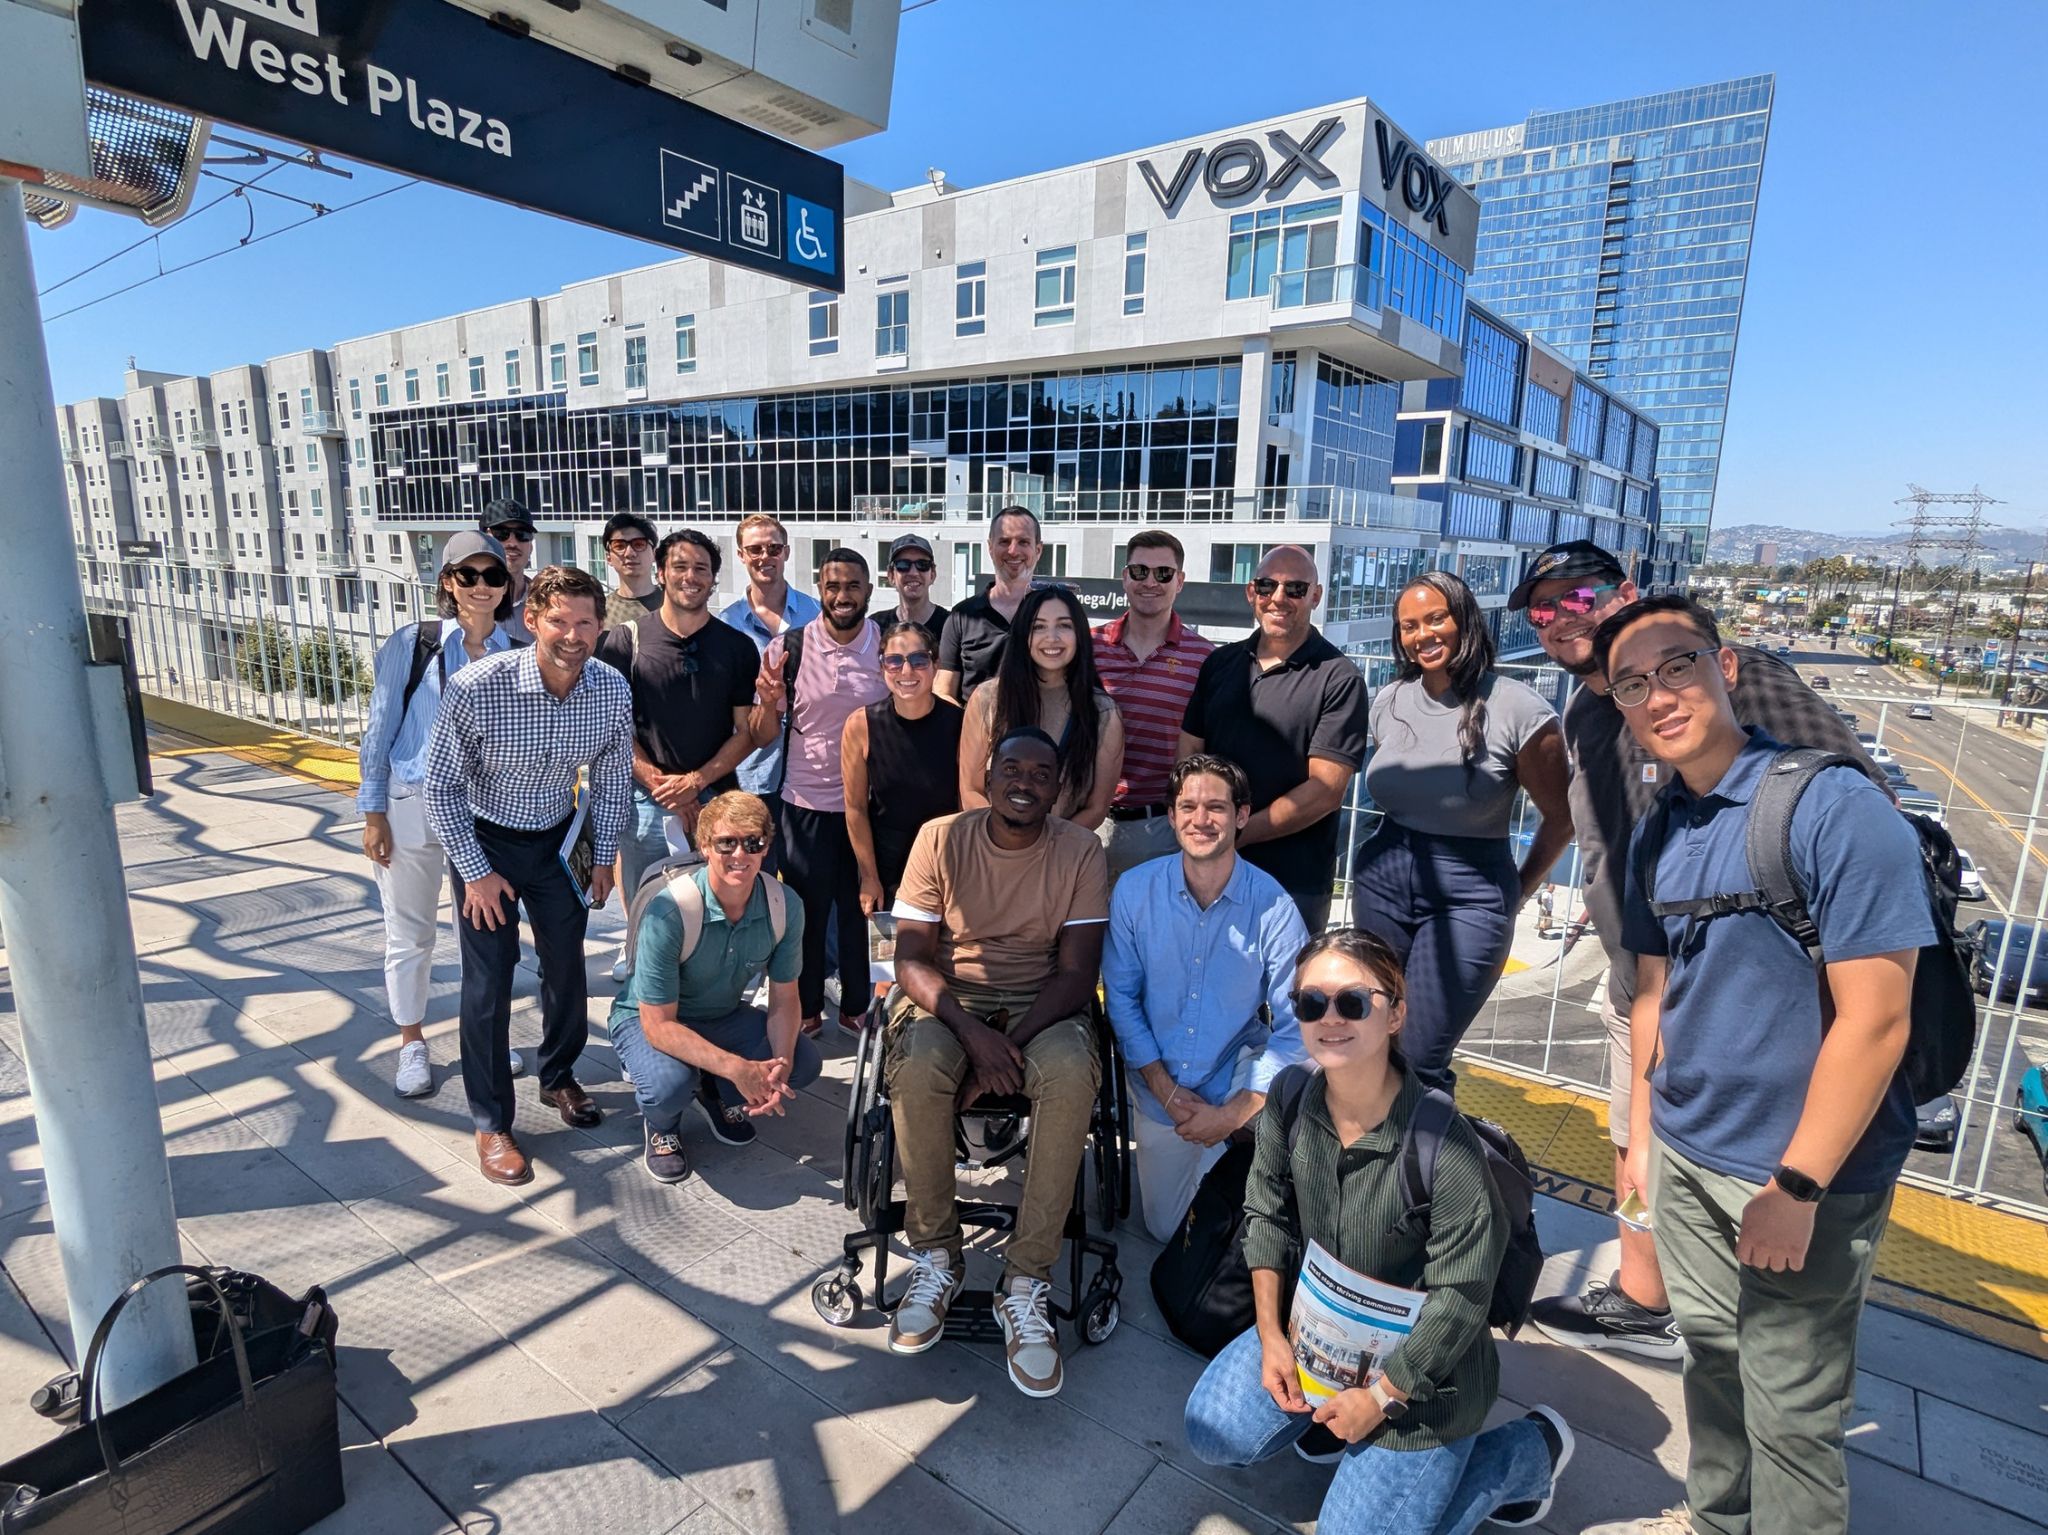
[302,410,345,437]
[843,485,1440,529]
[1270,263,1385,311]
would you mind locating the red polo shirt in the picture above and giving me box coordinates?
[1092,611,1216,807]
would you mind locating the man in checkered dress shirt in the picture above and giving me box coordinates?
[426,565,633,1185]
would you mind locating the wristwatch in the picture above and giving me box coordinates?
[1367,1375,1408,1421]
[1773,1163,1826,1203]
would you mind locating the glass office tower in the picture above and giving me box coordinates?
[1428,76,1774,564]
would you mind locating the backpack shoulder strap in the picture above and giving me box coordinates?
[758,873,789,946]
[1397,1086,1461,1230]
[670,869,707,967]
[773,625,806,794]
[1742,747,1856,953]
[398,622,444,719]
[1272,1063,1317,1156]
[622,858,707,974]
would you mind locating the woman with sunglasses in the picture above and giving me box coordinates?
[957,584,1125,831]
[1185,928,1572,1534]
[843,621,964,917]
[358,532,523,1100]
[1352,572,1572,1090]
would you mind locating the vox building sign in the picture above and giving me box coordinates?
[78,0,846,289]
[1137,117,1342,215]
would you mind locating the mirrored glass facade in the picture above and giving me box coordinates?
[1429,76,1774,564]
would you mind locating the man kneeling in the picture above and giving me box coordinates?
[887,727,1111,1397]
[609,791,820,1183]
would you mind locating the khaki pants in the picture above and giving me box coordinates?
[1651,1140,1892,1535]
[885,984,1100,1283]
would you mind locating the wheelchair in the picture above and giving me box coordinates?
[811,958,1134,1349]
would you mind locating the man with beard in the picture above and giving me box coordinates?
[1515,541,1882,1361]
[426,564,633,1185]
[938,506,1044,699]
[750,550,890,1044]
[885,728,1110,1398]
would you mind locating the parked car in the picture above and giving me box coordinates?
[2014,1066,2048,1197]
[1914,1094,1958,1151]
[1957,850,1986,901]
[1810,673,1831,690]
[1909,702,1935,720]
[1832,707,1859,728]
[1966,918,2048,1007]
[1775,644,1792,657]
[1896,790,1946,826]
[1854,732,1895,766]
[1882,759,1911,789]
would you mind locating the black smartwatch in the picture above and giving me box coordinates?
[1773,1164,1825,1203]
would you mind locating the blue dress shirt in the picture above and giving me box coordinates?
[356,618,514,814]
[721,586,822,796]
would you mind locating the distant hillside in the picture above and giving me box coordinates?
[1709,522,2044,570]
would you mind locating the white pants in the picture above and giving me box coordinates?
[372,785,447,1030]
[1129,1049,1257,1243]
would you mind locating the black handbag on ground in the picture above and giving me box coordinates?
[0,1265,344,1534]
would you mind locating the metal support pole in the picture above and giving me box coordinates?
[2001,561,2033,716]
[0,182,194,1404]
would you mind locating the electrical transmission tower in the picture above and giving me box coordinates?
[1892,484,2007,666]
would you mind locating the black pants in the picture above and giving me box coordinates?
[777,801,868,1022]
[452,817,590,1133]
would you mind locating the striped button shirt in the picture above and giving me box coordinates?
[1091,612,1215,807]
[423,646,634,881]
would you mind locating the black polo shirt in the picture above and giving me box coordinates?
[593,611,759,785]
[939,593,1015,693]
[1183,626,1369,916]
[879,601,951,657]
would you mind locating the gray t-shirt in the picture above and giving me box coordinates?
[1363,673,1557,839]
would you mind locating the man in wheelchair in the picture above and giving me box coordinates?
[886,726,1111,1398]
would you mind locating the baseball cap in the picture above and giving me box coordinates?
[440,531,508,570]
[481,497,534,535]
[1508,540,1629,611]
[889,533,935,561]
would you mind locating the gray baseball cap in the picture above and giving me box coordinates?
[888,533,935,560]
[440,531,509,570]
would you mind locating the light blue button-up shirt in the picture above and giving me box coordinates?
[356,617,514,814]
[720,585,822,796]
[1103,853,1311,1126]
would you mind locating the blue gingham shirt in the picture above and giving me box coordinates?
[356,618,515,814]
[1102,853,1311,1126]
[721,586,821,795]
[424,647,633,881]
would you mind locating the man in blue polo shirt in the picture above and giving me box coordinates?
[1601,595,1930,1535]
[1103,753,1308,1240]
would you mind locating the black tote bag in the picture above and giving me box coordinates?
[0,1265,343,1535]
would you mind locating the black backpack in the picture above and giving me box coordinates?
[1148,1066,1543,1356]
[1644,747,1978,1102]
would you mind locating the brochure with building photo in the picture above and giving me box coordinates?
[558,789,596,907]
[1288,1239,1426,1402]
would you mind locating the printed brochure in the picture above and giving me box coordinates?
[1288,1239,1426,1402]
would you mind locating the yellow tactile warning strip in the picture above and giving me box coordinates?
[142,700,2048,1355]
[1459,1061,2048,1359]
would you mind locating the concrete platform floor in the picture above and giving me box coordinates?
[0,745,2043,1533]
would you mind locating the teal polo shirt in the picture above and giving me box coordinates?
[610,867,804,1026]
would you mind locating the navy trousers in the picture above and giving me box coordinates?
[1350,819,1520,1091]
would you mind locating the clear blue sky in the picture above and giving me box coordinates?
[30,0,2044,537]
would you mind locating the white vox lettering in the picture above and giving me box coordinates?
[1373,119,1453,236]
[1135,117,1342,214]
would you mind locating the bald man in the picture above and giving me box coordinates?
[1179,547,1368,931]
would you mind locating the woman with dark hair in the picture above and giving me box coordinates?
[957,584,1124,830]
[1185,927,1572,1533]
[843,620,964,914]
[1352,571,1571,1089]
[358,532,523,1100]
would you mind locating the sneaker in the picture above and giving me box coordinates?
[995,1275,1063,1398]
[393,1040,432,1099]
[1294,1421,1345,1464]
[836,1011,870,1039]
[1491,1405,1574,1526]
[1584,1509,1695,1535]
[887,1248,963,1354]
[1530,1272,1683,1360]
[694,1079,756,1147]
[610,945,630,983]
[643,1123,690,1184]
[508,1048,526,1079]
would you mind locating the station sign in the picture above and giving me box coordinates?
[1066,577,1258,633]
[78,0,845,289]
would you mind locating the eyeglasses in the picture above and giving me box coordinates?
[607,536,652,554]
[740,541,787,559]
[1610,649,1717,709]
[1125,563,1180,585]
[1526,583,1617,630]
[891,558,934,574]
[881,652,934,673]
[706,835,770,856]
[1289,986,1397,1023]
[448,565,510,589]
[489,524,535,542]
[1252,577,1312,600]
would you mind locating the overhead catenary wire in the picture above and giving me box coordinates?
[35,156,294,298]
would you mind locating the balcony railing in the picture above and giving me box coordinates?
[106,438,131,460]
[190,427,221,451]
[843,484,1439,530]
[302,410,345,437]
[142,430,174,456]
[1270,263,1384,312]
[60,444,82,462]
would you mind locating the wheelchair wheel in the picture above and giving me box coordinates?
[1079,1289,1120,1346]
[812,1271,864,1327]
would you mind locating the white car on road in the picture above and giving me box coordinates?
[1957,850,1986,902]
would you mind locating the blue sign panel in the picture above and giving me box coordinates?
[80,0,846,290]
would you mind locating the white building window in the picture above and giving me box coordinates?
[373,373,389,407]
[1034,245,1076,327]
[403,368,420,403]
[955,261,986,337]
[623,331,648,392]
[576,331,599,386]
[549,341,566,388]
[468,355,486,396]
[347,379,362,417]
[504,348,522,394]
[435,362,450,400]
[1123,233,1148,315]
[875,284,909,358]
[808,291,839,356]
[674,315,696,374]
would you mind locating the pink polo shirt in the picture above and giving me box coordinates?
[765,617,888,812]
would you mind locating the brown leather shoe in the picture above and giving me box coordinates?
[475,1131,532,1186]
[538,1078,602,1128]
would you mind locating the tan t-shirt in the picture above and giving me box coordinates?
[892,809,1110,992]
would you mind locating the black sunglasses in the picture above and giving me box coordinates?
[489,524,536,542]
[1290,986,1396,1023]
[707,834,770,856]
[1252,577,1312,600]
[1125,563,1180,585]
[892,558,934,574]
[448,565,510,589]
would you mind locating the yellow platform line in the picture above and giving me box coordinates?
[144,697,360,791]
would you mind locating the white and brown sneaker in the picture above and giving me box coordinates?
[888,1249,963,1354]
[996,1275,1062,1397]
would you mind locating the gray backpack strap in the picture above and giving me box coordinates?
[760,874,789,946]
[620,853,707,976]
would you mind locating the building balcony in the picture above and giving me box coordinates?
[106,438,132,460]
[61,443,82,463]
[315,552,356,574]
[190,427,221,451]
[845,484,1441,533]
[302,410,345,437]
[142,430,174,456]
[1265,265,1458,383]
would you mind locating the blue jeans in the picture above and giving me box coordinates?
[1185,1328,1549,1535]
[609,1002,821,1130]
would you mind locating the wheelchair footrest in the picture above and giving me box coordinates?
[938,1288,1009,1346]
